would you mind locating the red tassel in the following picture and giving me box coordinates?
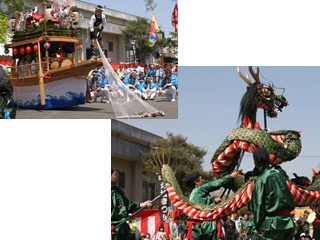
[312,168,318,177]
[186,221,193,240]
[217,219,224,238]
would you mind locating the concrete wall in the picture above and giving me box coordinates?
[111,120,161,201]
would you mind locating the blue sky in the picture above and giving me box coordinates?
[120,66,320,180]
[89,0,177,37]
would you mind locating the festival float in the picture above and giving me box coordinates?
[6,1,102,109]
[159,67,320,221]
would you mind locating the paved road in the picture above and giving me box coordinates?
[14,95,178,119]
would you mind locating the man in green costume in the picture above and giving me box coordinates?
[111,168,153,240]
[185,170,240,240]
[248,147,295,240]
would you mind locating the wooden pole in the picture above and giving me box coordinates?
[38,41,45,105]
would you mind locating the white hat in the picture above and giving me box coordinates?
[95,5,103,11]
[300,233,306,237]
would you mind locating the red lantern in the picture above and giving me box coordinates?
[33,44,38,52]
[19,47,25,55]
[13,48,18,56]
[44,42,50,50]
[26,46,32,53]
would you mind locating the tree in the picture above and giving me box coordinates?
[143,0,157,12]
[121,17,154,63]
[0,15,9,43]
[0,0,25,43]
[157,31,178,63]
[142,132,207,194]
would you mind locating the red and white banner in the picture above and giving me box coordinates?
[133,210,170,240]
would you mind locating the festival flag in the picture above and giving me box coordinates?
[158,174,171,223]
[133,209,170,240]
[148,14,160,47]
[171,3,178,33]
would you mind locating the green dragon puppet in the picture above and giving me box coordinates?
[161,67,320,221]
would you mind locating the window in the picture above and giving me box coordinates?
[142,180,156,200]
[108,41,113,52]
[118,171,125,189]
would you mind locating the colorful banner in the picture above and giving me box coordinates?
[171,4,178,33]
[148,14,160,47]
[133,210,170,240]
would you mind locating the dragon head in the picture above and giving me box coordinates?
[237,66,288,124]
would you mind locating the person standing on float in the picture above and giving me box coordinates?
[89,5,106,58]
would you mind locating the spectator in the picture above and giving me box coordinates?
[294,220,304,240]
[131,61,144,74]
[158,67,178,101]
[311,204,320,240]
[30,54,40,75]
[98,68,111,103]
[300,233,306,240]
[240,212,253,240]
[304,234,312,240]
[147,64,156,80]
[20,54,33,77]
[116,65,124,80]
[299,210,310,234]
[170,217,184,240]
[133,72,146,98]
[139,233,147,240]
[88,70,109,103]
[123,70,141,98]
[141,75,157,100]
[128,219,138,240]
[123,63,132,79]
[223,214,236,240]
[232,212,241,240]
[155,226,168,240]
[154,63,164,84]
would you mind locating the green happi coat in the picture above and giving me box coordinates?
[111,186,140,240]
[248,167,295,240]
[240,218,254,238]
[189,175,233,240]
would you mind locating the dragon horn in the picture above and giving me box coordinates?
[248,66,261,84]
[236,66,252,86]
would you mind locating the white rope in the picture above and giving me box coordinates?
[96,40,164,118]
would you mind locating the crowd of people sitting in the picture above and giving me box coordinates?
[87,62,178,103]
